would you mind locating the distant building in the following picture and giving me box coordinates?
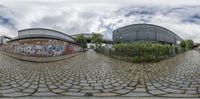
[71,33,112,44]
[2,28,83,56]
[0,36,12,45]
[193,43,200,50]
[113,24,183,45]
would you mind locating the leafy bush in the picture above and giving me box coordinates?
[180,39,193,50]
[185,40,193,50]
[112,41,175,62]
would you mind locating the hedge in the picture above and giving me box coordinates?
[110,41,175,62]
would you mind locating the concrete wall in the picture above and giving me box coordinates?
[1,38,83,57]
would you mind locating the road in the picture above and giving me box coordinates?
[0,50,200,98]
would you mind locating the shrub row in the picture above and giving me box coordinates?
[97,41,177,63]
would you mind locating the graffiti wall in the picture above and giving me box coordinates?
[15,45,64,56]
[1,38,83,57]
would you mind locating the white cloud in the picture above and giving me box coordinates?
[0,0,200,42]
[0,25,17,37]
[98,6,200,41]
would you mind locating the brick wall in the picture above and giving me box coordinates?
[1,38,83,57]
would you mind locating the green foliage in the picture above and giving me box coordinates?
[185,39,193,50]
[180,40,193,50]
[75,34,87,48]
[91,33,103,46]
[180,40,186,49]
[112,41,175,63]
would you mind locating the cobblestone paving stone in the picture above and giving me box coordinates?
[0,50,200,98]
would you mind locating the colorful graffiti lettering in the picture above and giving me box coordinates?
[0,39,83,57]
[45,45,64,56]
[15,45,64,56]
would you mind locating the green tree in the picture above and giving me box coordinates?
[91,33,103,48]
[75,34,87,48]
[185,39,194,50]
[180,40,186,50]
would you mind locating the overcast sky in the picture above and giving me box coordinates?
[0,0,200,42]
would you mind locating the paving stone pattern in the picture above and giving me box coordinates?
[0,50,200,98]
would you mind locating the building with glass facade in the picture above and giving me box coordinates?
[113,24,183,44]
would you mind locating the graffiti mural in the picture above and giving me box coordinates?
[46,45,64,56]
[15,45,64,56]
[0,38,83,57]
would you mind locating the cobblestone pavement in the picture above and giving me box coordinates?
[0,50,200,98]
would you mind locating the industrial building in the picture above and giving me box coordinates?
[0,36,12,45]
[113,24,183,44]
[1,28,83,56]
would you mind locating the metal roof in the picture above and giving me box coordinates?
[0,36,12,39]
[9,28,76,43]
[113,23,183,41]
[18,28,74,39]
